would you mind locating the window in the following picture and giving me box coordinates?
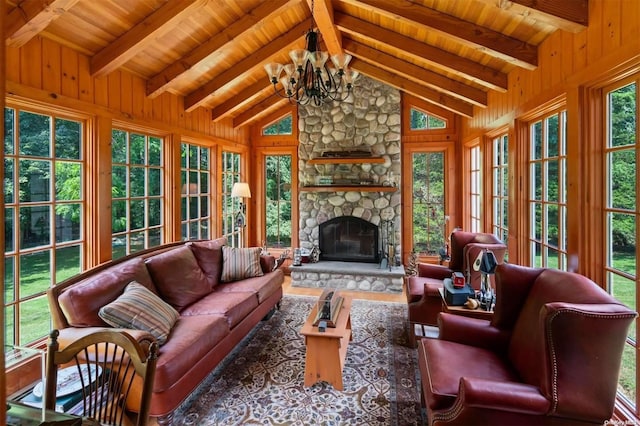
[111,129,163,259]
[262,114,292,135]
[528,110,567,269]
[412,152,446,255]
[265,155,292,248]
[469,145,481,232]
[181,143,211,240]
[492,134,509,247]
[221,151,242,247]
[604,80,637,408]
[4,107,84,346]
[409,108,446,130]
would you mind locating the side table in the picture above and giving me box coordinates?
[438,287,493,320]
[7,400,81,425]
[300,296,352,390]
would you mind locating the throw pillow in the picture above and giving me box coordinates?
[188,237,227,288]
[145,245,212,311]
[99,281,179,345]
[220,246,264,282]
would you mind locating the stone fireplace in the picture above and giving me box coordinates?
[319,216,379,263]
[291,76,405,293]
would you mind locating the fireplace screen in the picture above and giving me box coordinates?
[319,216,379,263]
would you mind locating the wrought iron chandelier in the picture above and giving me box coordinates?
[263,1,359,106]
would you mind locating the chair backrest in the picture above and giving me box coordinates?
[500,265,636,422]
[448,231,507,289]
[45,329,158,426]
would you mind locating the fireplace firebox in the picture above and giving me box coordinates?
[319,216,379,263]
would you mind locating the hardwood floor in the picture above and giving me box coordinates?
[282,275,406,303]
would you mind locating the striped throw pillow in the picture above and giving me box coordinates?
[99,281,179,345]
[220,246,264,282]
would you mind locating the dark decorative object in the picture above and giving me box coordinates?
[313,289,344,328]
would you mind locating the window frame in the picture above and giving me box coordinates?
[4,104,87,347]
[110,127,165,259]
[526,108,568,270]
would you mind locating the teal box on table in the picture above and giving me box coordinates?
[443,278,475,306]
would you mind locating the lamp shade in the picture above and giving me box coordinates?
[231,182,251,198]
[479,250,498,275]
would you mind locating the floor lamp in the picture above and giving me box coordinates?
[231,182,251,247]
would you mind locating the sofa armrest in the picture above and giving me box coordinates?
[458,377,550,414]
[417,263,453,280]
[438,313,510,353]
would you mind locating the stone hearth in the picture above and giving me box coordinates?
[290,261,405,293]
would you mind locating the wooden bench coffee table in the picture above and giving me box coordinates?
[300,296,352,390]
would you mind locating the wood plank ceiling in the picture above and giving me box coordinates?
[5,0,588,127]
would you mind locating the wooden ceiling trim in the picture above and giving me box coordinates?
[351,59,474,118]
[335,12,508,92]
[348,0,538,70]
[90,0,206,78]
[146,0,295,98]
[184,18,312,112]
[211,80,272,121]
[309,0,343,56]
[6,0,81,48]
[492,0,589,33]
[343,38,487,107]
[232,95,289,128]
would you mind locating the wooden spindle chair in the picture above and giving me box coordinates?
[45,329,158,426]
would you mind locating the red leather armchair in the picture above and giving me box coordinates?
[405,231,507,333]
[418,263,637,426]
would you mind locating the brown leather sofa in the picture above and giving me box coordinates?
[47,238,284,425]
[405,231,507,333]
[418,263,636,426]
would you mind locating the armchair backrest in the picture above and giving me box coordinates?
[448,231,507,289]
[497,264,636,422]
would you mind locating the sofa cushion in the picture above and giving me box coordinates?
[420,338,519,410]
[220,246,264,282]
[188,237,227,288]
[180,291,258,328]
[59,257,156,327]
[98,281,180,345]
[214,270,284,304]
[145,245,212,311]
[154,314,229,392]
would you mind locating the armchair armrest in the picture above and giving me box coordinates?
[438,313,510,353]
[458,377,550,415]
[417,263,453,280]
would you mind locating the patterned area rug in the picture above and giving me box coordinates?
[172,295,424,425]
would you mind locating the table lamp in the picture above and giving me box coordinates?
[479,249,498,311]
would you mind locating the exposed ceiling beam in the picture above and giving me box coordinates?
[184,18,312,112]
[477,0,589,33]
[351,59,474,118]
[343,38,487,107]
[308,0,342,56]
[90,0,205,77]
[6,0,80,48]
[146,0,294,98]
[344,0,538,70]
[211,81,273,121]
[232,95,289,128]
[335,12,507,92]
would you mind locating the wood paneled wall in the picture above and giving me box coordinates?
[463,0,640,136]
[460,0,640,271]
[5,36,249,144]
